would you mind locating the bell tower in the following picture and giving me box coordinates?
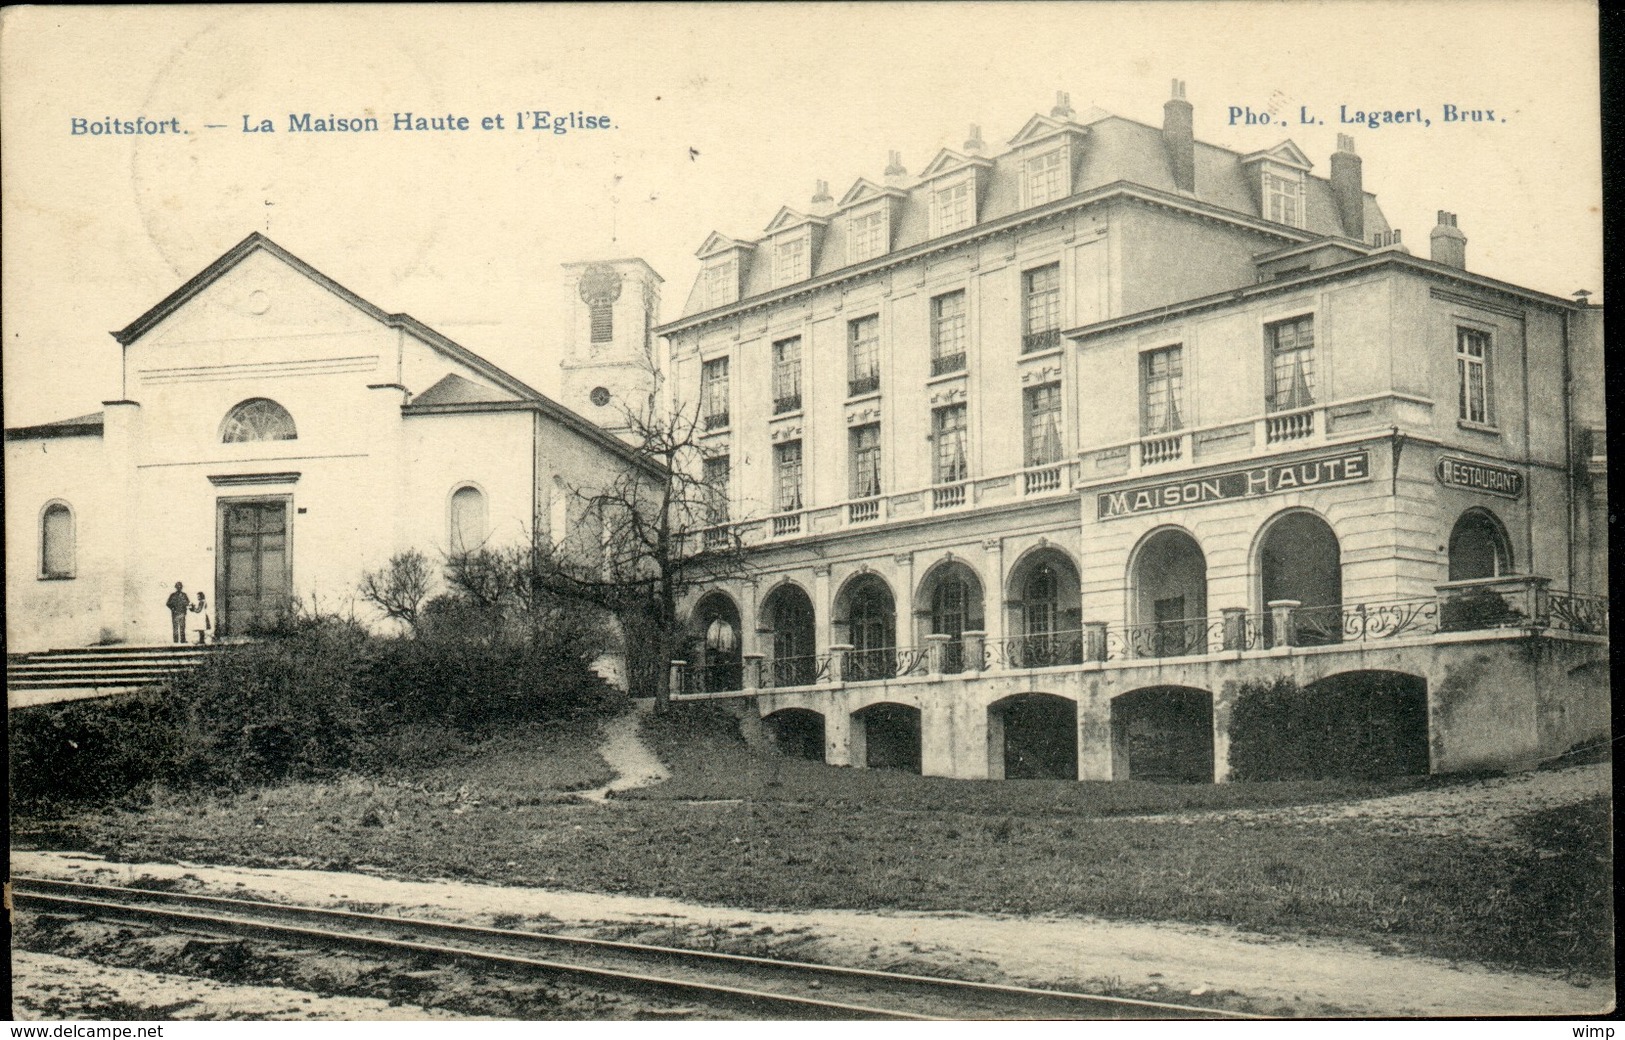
[560,259,662,439]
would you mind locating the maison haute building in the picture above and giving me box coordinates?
[655,85,1609,781]
[5,234,659,654]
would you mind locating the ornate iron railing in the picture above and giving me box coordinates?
[1108,618,1226,659]
[676,662,742,696]
[677,585,1606,695]
[772,393,802,415]
[766,653,831,689]
[1544,590,1609,635]
[848,373,881,397]
[986,630,1087,669]
[1289,599,1441,645]
[931,352,967,376]
[702,411,730,431]
[1021,328,1061,354]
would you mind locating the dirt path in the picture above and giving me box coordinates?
[11,949,478,1020]
[12,849,1610,1018]
[576,702,668,803]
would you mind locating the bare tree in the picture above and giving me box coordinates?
[527,392,756,707]
[357,548,433,631]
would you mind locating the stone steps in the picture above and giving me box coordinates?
[7,644,215,708]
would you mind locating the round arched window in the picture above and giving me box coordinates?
[221,398,297,442]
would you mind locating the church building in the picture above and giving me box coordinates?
[5,233,658,653]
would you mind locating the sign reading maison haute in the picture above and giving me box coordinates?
[1097,450,1371,520]
[1434,456,1524,498]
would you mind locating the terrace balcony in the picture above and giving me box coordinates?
[674,576,1606,694]
[670,576,1608,782]
[1084,392,1437,481]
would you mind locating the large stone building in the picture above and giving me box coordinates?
[655,85,1609,781]
[5,233,656,654]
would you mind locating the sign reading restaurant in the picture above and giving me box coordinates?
[1097,450,1371,520]
[1434,456,1524,499]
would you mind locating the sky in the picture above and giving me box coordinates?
[1,2,1602,428]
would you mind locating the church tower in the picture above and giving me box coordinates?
[560,259,662,440]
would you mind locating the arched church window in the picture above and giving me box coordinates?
[221,398,297,443]
[449,485,487,555]
[41,501,75,579]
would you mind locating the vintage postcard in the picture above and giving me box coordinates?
[5,1,1610,1028]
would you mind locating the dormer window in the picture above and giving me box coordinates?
[933,180,973,235]
[703,258,739,308]
[1264,170,1305,228]
[848,207,888,264]
[773,234,809,287]
[1025,148,1067,206]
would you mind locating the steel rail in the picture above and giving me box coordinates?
[13,875,1264,1020]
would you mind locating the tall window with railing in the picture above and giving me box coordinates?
[850,423,882,499]
[1457,327,1493,425]
[848,315,880,396]
[930,291,967,375]
[772,336,802,414]
[1024,383,1063,466]
[701,454,730,524]
[1141,346,1184,435]
[1267,315,1316,411]
[774,440,804,514]
[1022,263,1061,354]
[700,356,730,429]
[933,404,969,484]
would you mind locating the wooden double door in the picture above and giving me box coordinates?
[216,497,291,637]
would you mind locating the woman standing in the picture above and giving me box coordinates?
[189,591,212,645]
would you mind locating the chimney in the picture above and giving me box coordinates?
[1162,79,1195,193]
[964,123,985,155]
[1330,134,1364,241]
[810,179,834,217]
[1050,91,1074,120]
[1430,210,1467,269]
[883,149,907,187]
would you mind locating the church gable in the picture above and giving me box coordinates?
[123,242,395,388]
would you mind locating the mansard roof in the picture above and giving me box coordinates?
[674,106,1391,323]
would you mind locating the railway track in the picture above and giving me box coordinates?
[12,875,1265,1020]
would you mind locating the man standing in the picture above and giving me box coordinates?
[165,582,190,643]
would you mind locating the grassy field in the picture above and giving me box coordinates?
[11,703,1612,980]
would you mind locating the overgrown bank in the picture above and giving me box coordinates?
[10,612,621,814]
[12,702,1612,980]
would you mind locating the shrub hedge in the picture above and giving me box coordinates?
[9,612,621,812]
